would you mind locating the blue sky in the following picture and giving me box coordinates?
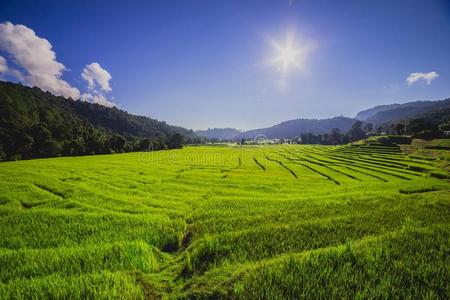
[1,0,449,130]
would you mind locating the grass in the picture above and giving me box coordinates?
[401,139,450,172]
[0,141,449,298]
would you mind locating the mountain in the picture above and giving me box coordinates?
[238,116,356,139]
[195,128,241,140]
[355,104,402,120]
[0,81,195,160]
[236,98,450,140]
[356,99,450,124]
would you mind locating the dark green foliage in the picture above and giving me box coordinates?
[380,107,450,139]
[0,81,194,160]
[167,133,185,149]
[439,121,450,131]
[299,122,367,145]
[348,120,366,141]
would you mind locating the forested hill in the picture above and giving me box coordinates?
[0,81,195,161]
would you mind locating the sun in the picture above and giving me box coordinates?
[268,32,313,74]
[271,38,301,73]
[278,44,299,71]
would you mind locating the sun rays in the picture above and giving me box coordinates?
[267,32,314,74]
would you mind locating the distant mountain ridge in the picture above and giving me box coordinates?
[358,99,450,125]
[355,104,403,120]
[195,128,241,140]
[237,116,356,139]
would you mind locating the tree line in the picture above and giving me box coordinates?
[298,111,449,145]
[296,121,369,145]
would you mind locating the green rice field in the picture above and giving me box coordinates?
[0,142,449,298]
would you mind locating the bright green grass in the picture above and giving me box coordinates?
[0,144,449,299]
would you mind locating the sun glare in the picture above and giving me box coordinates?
[279,45,298,70]
[268,32,313,74]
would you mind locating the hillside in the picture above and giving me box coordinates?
[0,81,195,160]
[356,99,450,124]
[195,128,241,140]
[356,103,403,120]
[238,116,356,139]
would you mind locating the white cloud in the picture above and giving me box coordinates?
[0,55,8,73]
[0,21,80,99]
[82,62,112,92]
[80,62,116,107]
[406,71,439,85]
[81,91,116,108]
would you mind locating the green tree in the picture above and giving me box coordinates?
[30,123,54,157]
[331,128,342,145]
[167,133,184,149]
[364,123,373,133]
[139,138,152,151]
[438,121,450,132]
[348,121,366,141]
[395,123,405,135]
[109,135,126,152]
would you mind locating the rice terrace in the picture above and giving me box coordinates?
[1,140,449,298]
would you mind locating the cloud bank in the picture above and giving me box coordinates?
[406,71,439,85]
[0,21,80,99]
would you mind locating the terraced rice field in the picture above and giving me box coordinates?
[0,143,449,298]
